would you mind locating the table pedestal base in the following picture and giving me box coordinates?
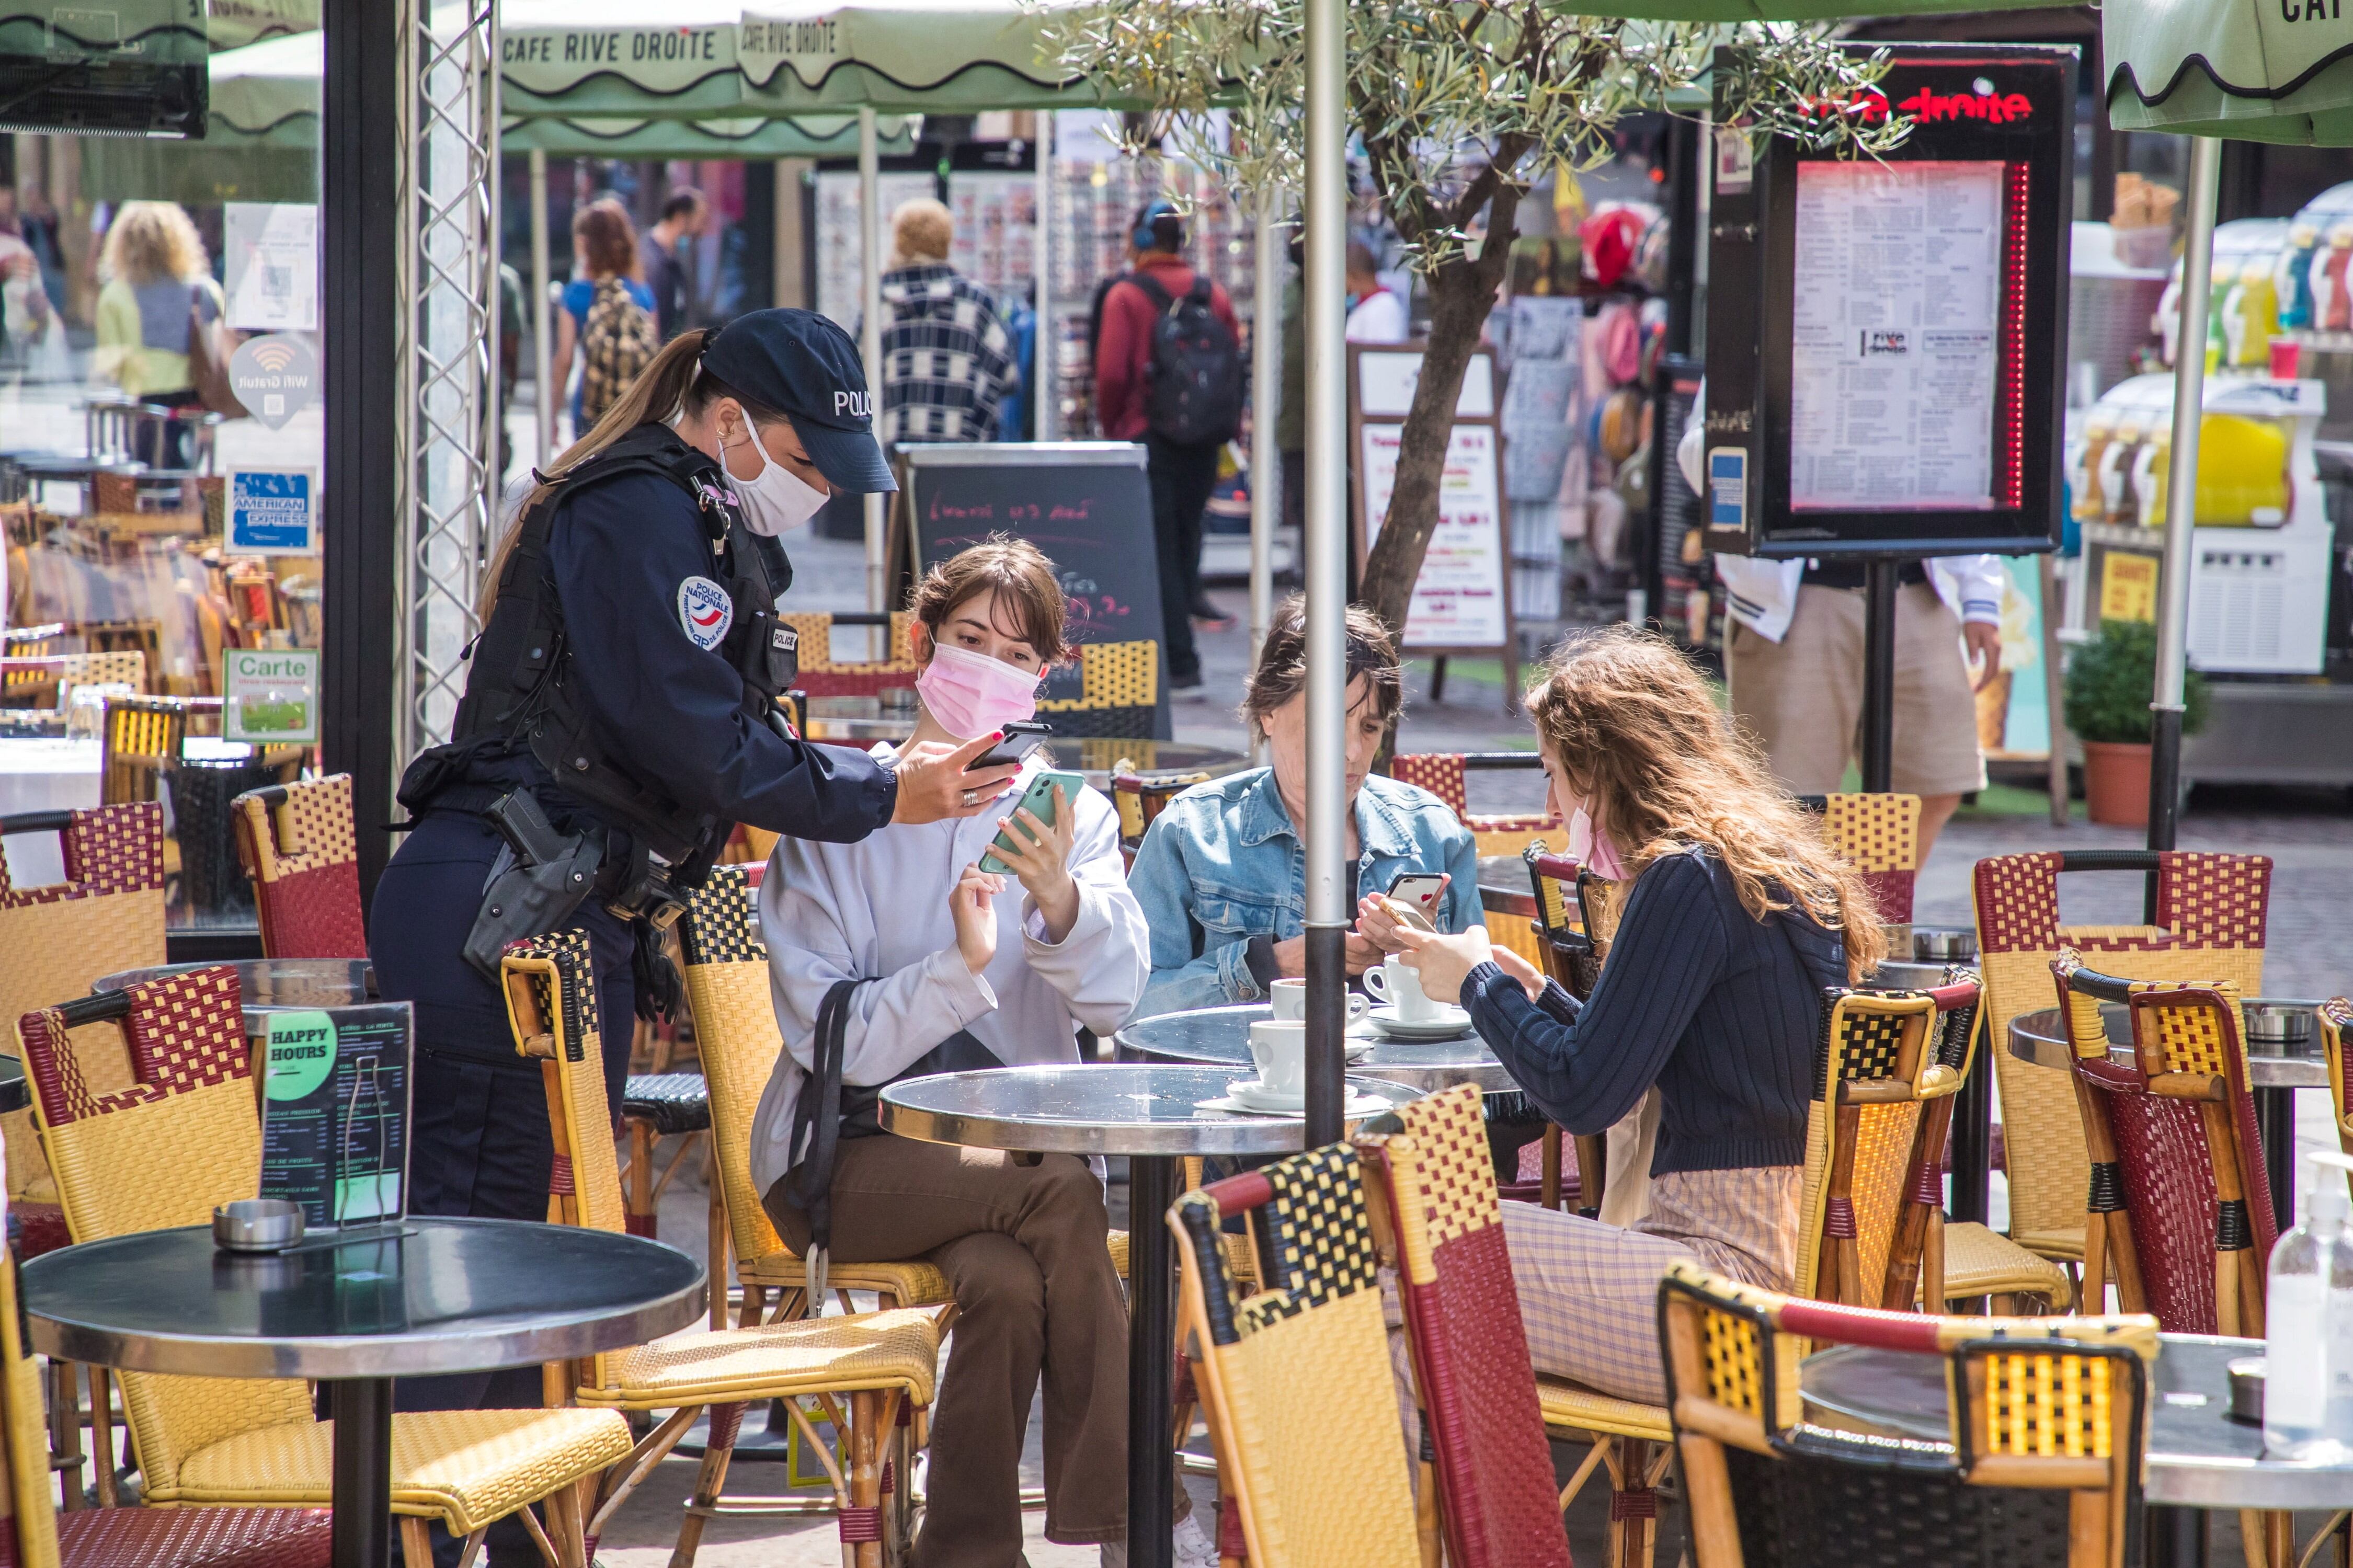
[2148,1505,2207,1568]
[330,1378,394,1568]
[1128,1154,1176,1568]
[2258,1086,2295,1224]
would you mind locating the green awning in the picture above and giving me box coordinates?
[736,0,1143,112]
[502,111,913,156]
[499,0,752,118]
[2105,0,2353,144]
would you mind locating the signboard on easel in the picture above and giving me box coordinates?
[1349,344,1516,703]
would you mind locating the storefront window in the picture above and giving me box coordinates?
[4,10,322,939]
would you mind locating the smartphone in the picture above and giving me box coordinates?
[1383,871,1446,930]
[978,770,1086,875]
[967,719,1053,772]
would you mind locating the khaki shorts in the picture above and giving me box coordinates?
[1727,580,1987,797]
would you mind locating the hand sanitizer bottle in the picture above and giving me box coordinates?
[2266,1150,2353,1459]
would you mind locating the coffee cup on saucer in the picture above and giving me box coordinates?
[1269,978,1370,1024]
[1246,1019,1307,1098]
[1363,956,1440,1023]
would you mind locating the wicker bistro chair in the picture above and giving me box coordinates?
[1973,850,2271,1267]
[500,934,945,1568]
[1389,752,1560,859]
[676,866,955,1332]
[1170,1146,1423,1568]
[231,776,365,961]
[1035,640,1162,740]
[1796,793,1922,928]
[1800,981,2072,1314]
[1354,1085,1574,1568]
[14,967,633,1568]
[1658,1261,2157,1568]
[0,802,165,1509]
[1520,847,1606,1216]
[2052,955,2279,1336]
[0,1205,336,1568]
[781,612,920,702]
[2326,999,2353,1178]
[1110,770,1210,866]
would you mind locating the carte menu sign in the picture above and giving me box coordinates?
[901,443,1172,741]
[1701,43,2075,560]
[259,1001,412,1231]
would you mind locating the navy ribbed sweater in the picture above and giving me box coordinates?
[1460,846,1847,1176]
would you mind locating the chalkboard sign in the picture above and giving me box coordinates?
[901,442,1171,741]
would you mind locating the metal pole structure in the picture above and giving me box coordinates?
[1034,112,1055,440]
[1860,558,1899,793]
[860,107,888,646]
[2148,134,2220,911]
[529,147,553,464]
[1302,0,1347,1150]
[1248,192,1282,765]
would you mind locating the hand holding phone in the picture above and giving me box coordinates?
[967,720,1053,773]
[1384,871,1446,929]
[977,770,1086,876]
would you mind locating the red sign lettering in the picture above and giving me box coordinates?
[1897,86,2035,123]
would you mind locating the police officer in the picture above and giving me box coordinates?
[372,312,1016,1530]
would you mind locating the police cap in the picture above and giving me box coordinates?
[702,308,896,495]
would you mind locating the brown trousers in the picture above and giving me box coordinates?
[764,1138,1128,1566]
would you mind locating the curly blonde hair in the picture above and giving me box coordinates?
[101,201,207,286]
[1525,624,1886,982]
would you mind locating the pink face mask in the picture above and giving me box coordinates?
[915,642,1041,740]
[1567,807,1628,882]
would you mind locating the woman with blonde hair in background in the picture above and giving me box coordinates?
[1374,625,1886,1405]
[93,201,225,466]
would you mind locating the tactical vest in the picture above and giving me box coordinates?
[406,423,798,867]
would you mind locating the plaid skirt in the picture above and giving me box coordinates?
[1500,1164,1804,1407]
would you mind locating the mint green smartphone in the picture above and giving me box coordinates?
[977,771,1085,875]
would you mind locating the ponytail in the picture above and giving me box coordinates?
[479,328,782,624]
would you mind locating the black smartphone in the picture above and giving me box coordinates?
[967,720,1053,772]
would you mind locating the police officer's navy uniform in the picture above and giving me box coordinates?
[368,314,899,1484]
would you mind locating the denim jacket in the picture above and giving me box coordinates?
[1125,767,1483,1020]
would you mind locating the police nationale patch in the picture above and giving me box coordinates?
[677,576,733,650]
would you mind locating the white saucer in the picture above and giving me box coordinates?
[1202,1080,1392,1117]
[1367,1003,1474,1040]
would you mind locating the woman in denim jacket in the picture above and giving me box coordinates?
[1127,596,1481,1020]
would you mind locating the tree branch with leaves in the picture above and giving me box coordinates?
[1049,0,1907,640]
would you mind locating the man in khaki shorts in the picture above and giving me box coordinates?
[1680,408,2004,861]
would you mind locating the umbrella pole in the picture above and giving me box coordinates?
[1248,192,1282,765]
[1303,0,1347,1148]
[861,107,888,643]
[529,148,553,465]
[2147,135,2219,908]
[1034,113,1054,440]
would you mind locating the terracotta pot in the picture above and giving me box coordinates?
[2082,740,2153,828]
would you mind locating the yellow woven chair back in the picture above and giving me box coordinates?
[1972,851,2269,1261]
[16,968,314,1487]
[1036,640,1160,716]
[780,611,917,674]
[677,867,792,1271]
[1793,988,1959,1308]
[502,932,632,1393]
[2325,1000,2353,1178]
[1170,1146,1420,1568]
[0,1213,60,1568]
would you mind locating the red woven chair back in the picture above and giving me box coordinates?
[232,776,365,960]
[2055,954,2277,1336]
[1357,1086,1572,1568]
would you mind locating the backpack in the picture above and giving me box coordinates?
[580,278,658,427]
[1130,272,1243,446]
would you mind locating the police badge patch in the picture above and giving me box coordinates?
[677,576,733,650]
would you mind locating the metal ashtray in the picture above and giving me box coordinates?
[2243,1004,2315,1054]
[213,1199,304,1254]
[1914,928,1980,963]
[2229,1357,2266,1425]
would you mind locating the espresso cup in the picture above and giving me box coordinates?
[1363,955,1439,1023]
[1268,978,1370,1024]
[1246,1019,1308,1098]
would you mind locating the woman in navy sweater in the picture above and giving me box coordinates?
[1375,626,1887,1404]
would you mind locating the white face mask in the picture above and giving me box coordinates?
[725,421,828,537]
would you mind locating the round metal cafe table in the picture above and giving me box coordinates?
[20,1217,704,1568]
[1116,1002,1516,1093]
[880,1064,1421,1568]
[2009,999,2327,1221]
[1803,1333,2353,1566]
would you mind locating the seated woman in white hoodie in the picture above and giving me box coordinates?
[748,537,1166,1568]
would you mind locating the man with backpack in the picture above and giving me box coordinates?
[1093,200,1243,694]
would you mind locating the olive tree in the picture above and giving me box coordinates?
[1050,0,1906,639]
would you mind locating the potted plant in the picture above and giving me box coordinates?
[2061,618,2210,827]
